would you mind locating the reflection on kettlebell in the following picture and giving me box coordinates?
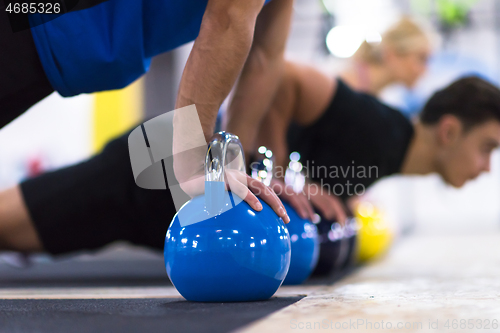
[282,201,319,285]
[164,132,291,302]
[338,217,359,269]
[252,149,320,285]
[312,213,359,276]
[311,212,344,276]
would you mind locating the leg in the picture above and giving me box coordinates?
[0,132,178,255]
[22,133,178,254]
[0,186,43,252]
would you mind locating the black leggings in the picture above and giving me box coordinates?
[0,2,54,128]
[20,133,178,254]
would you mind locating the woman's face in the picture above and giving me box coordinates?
[386,44,430,88]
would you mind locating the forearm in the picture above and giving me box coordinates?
[225,0,293,156]
[175,0,265,141]
[226,54,285,154]
[253,99,291,176]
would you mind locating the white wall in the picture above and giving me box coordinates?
[0,93,93,190]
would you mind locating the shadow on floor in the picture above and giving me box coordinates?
[0,297,303,333]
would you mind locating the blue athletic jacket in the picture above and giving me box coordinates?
[30,0,271,97]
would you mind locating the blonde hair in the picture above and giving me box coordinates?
[355,17,429,64]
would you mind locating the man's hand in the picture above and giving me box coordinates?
[172,108,289,222]
[171,163,290,223]
[227,171,290,223]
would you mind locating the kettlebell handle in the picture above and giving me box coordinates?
[205,131,246,183]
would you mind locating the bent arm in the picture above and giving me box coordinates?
[172,0,292,223]
[225,0,294,155]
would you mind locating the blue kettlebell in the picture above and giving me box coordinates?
[165,132,291,302]
[281,201,319,285]
[251,149,319,285]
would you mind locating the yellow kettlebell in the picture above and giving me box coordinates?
[354,202,393,263]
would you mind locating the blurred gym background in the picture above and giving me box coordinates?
[1,0,499,242]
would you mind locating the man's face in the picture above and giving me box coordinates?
[438,119,500,187]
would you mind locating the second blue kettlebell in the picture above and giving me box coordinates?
[282,201,319,285]
[252,148,319,285]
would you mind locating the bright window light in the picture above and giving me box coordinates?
[326,25,366,58]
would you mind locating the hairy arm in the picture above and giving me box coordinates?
[225,0,294,155]
[175,0,266,139]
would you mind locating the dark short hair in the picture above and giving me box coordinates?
[420,76,500,130]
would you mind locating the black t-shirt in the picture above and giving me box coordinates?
[287,79,414,199]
